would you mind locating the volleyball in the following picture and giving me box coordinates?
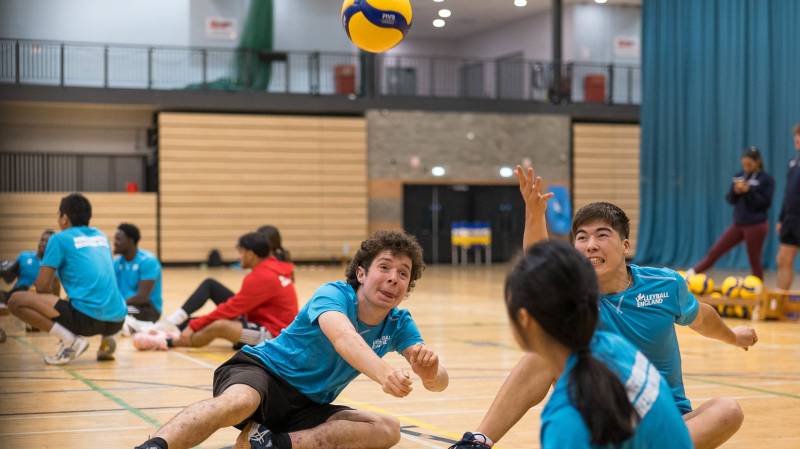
[687,273,714,295]
[740,275,763,299]
[720,276,742,298]
[341,0,413,53]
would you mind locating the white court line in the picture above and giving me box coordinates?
[171,350,219,369]
[365,394,499,405]
[0,408,183,421]
[0,425,150,436]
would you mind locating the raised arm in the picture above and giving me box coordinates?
[516,165,554,250]
[318,311,413,398]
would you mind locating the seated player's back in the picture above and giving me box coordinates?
[45,226,126,321]
[541,331,693,449]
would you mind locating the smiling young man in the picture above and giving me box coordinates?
[135,230,448,449]
[451,167,757,449]
[113,223,163,328]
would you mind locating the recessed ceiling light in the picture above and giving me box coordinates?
[432,166,446,176]
[514,0,528,7]
[433,0,444,3]
[499,167,514,178]
[433,18,446,28]
[438,9,451,18]
[594,0,608,3]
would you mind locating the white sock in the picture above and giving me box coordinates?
[49,323,76,346]
[471,433,493,447]
[167,309,189,326]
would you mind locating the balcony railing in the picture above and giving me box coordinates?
[0,38,640,105]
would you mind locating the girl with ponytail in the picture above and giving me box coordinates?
[504,240,692,449]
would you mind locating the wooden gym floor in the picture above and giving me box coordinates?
[1,265,799,449]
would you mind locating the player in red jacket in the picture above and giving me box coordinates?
[135,230,298,350]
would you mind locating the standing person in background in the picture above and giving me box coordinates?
[687,147,774,280]
[776,124,800,289]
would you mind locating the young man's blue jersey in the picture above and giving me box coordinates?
[598,264,699,413]
[42,227,126,322]
[540,331,694,449]
[244,281,423,404]
[15,250,40,289]
[114,249,163,313]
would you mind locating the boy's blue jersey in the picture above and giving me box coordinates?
[244,281,423,404]
[41,227,126,322]
[114,249,163,313]
[540,331,694,449]
[15,250,40,288]
[598,264,699,413]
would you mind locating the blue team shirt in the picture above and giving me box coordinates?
[540,331,693,449]
[243,281,424,404]
[598,264,700,413]
[41,227,127,322]
[114,249,163,313]
[15,250,40,289]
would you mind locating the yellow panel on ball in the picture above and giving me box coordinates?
[348,13,405,53]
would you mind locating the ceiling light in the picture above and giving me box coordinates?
[433,18,446,28]
[594,0,608,3]
[431,166,446,177]
[514,0,528,7]
[438,9,451,18]
[433,0,444,3]
[499,167,514,178]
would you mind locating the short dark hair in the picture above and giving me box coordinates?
[794,123,800,135]
[571,202,630,240]
[117,223,141,245]
[237,232,270,258]
[42,229,55,237]
[345,230,425,292]
[59,193,92,227]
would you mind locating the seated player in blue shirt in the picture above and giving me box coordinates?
[135,230,449,449]
[453,167,757,449]
[1,229,58,304]
[499,240,693,449]
[113,222,163,330]
[8,193,127,365]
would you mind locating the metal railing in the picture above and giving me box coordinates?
[0,151,150,192]
[0,38,640,105]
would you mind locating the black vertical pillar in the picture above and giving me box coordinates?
[360,51,378,98]
[552,0,563,103]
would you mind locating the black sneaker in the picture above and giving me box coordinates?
[245,423,275,449]
[448,432,492,449]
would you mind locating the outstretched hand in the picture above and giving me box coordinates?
[515,165,554,217]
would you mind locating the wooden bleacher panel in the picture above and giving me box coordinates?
[158,113,367,263]
[573,123,641,252]
[0,192,157,260]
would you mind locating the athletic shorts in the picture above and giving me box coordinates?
[212,351,352,432]
[54,300,124,337]
[127,303,161,322]
[779,214,800,246]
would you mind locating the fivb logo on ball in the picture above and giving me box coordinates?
[381,12,397,25]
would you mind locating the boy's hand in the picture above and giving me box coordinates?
[381,368,413,397]
[406,344,439,381]
[516,165,554,218]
